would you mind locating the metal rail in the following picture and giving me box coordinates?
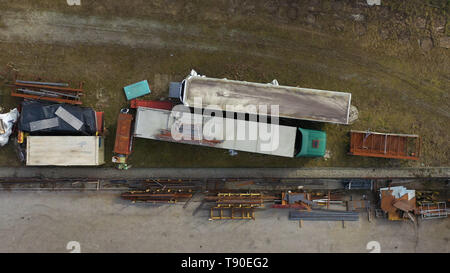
[12,79,84,104]
[15,80,69,87]
[419,202,448,219]
[0,178,128,192]
[121,190,193,203]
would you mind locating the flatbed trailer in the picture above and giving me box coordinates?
[179,73,355,124]
[349,130,420,160]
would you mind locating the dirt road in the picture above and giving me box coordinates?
[1,10,219,51]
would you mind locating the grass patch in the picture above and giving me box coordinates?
[0,1,448,167]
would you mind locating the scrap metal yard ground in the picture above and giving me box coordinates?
[0,191,448,253]
[0,167,448,253]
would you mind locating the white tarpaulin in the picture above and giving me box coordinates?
[0,108,19,147]
[379,186,415,200]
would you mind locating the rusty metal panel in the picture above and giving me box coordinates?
[130,99,173,110]
[95,112,104,134]
[393,199,415,212]
[114,113,133,155]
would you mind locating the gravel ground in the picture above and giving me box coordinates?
[0,167,449,179]
[0,191,448,253]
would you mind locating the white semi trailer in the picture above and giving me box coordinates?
[133,107,326,158]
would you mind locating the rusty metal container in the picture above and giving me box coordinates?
[349,130,420,160]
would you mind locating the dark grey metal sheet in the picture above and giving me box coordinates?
[169,82,181,99]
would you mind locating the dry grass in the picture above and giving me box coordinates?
[0,0,448,167]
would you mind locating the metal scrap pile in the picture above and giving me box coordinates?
[121,189,193,203]
[11,79,84,105]
[120,179,199,203]
[13,98,104,165]
[273,191,345,209]
[272,192,314,209]
[205,192,275,220]
[416,191,448,220]
[379,186,417,221]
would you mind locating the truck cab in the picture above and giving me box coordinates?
[294,128,327,157]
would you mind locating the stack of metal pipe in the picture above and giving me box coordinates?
[289,210,359,221]
[12,79,83,105]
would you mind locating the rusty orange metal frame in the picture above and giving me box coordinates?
[114,113,133,155]
[209,207,255,220]
[130,99,173,110]
[11,79,84,105]
[11,92,82,105]
[349,130,420,160]
[14,82,84,92]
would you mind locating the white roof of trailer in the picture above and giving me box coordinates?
[134,109,170,138]
[26,136,102,166]
[133,107,297,157]
[183,76,352,124]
